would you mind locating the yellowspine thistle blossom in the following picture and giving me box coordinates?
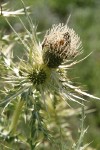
[42,23,81,68]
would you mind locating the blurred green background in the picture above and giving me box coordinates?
[0,0,100,149]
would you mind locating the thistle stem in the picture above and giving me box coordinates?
[9,98,24,135]
[74,102,85,150]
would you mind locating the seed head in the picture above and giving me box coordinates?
[42,23,82,68]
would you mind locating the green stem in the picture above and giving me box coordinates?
[74,103,85,150]
[9,99,24,135]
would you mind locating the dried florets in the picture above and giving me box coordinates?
[42,23,82,68]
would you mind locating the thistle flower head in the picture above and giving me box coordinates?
[42,23,82,68]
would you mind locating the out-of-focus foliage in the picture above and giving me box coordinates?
[0,0,100,149]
